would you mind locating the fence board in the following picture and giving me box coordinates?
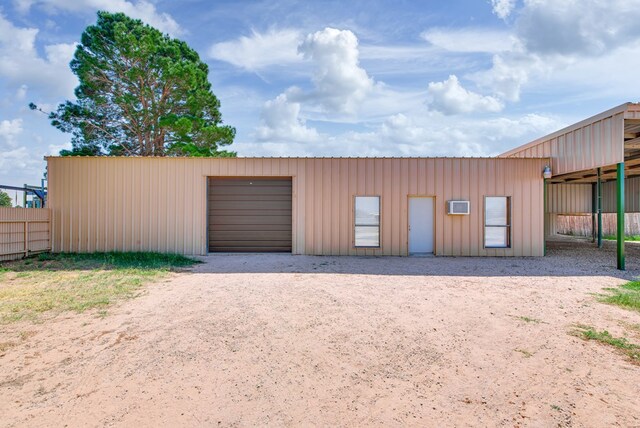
[0,208,50,261]
[555,213,640,237]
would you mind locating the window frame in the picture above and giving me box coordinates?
[483,196,511,249]
[353,195,381,248]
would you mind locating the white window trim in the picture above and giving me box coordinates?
[484,196,511,249]
[354,195,381,248]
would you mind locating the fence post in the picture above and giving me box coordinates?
[23,221,28,258]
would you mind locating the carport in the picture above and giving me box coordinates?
[501,102,640,270]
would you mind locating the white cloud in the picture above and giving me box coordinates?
[471,53,547,102]
[0,146,27,171]
[47,141,71,155]
[0,146,44,186]
[0,13,77,99]
[13,0,36,14]
[469,0,640,103]
[241,109,563,158]
[427,75,503,115]
[545,44,640,99]
[21,0,182,35]
[209,28,302,71]
[491,0,516,20]
[255,94,320,143]
[294,27,374,114]
[0,119,23,147]
[421,28,515,53]
[337,111,563,157]
[15,84,28,101]
[251,28,385,145]
[359,44,438,60]
[516,0,640,56]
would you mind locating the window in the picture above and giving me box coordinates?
[484,196,511,248]
[354,196,380,247]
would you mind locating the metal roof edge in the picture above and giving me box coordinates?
[499,102,635,158]
[44,156,549,160]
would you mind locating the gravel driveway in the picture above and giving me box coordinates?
[1,237,640,427]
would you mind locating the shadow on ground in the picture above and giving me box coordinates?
[197,236,640,279]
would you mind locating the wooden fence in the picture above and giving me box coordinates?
[0,207,50,262]
[555,213,640,237]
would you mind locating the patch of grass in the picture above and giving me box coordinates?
[599,281,640,312]
[19,331,36,340]
[603,235,640,241]
[573,325,640,363]
[0,341,17,353]
[0,252,198,324]
[32,251,196,270]
[517,316,542,324]
[626,323,640,333]
[514,348,534,358]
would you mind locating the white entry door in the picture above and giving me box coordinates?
[409,197,434,254]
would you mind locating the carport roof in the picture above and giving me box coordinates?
[500,102,640,183]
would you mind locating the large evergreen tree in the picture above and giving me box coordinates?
[33,11,235,157]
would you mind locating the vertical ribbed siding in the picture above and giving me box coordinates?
[548,177,640,215]
[47,157,547,257]
[0,207,50,261]
[602,176,640,213]
[546,183,592,214]
[501,107,625,176]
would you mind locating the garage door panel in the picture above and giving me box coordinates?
[210,215,292,225]
[210,223,291,232]
[208,177,292,252]
[212,178,292,186]
[209,186,292,196]
[211,246,292,253]
[209,194,292,202]
[210,231,292,241]
[210,210,292,218]
[209,200,292,210]
[209,240,293,247]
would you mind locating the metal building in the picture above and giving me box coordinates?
[46,157,547,257]
[44,102,640,269]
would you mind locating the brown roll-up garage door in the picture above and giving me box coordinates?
[208,177,292,252]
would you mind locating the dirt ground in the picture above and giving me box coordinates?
[1,237,640,427]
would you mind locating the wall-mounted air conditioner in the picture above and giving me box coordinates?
[447,200,470,215]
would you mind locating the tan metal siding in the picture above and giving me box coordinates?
[545,176,640,227]
[546,184,592,214]
[0,207,50,261]
[47,157,547,257]
[501,105,627,175]
[602,177,640,213]
[545,213,558,237]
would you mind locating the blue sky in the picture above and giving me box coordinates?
[1,0,639,202]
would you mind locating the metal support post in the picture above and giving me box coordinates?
[591,183,596,243]
[543,178,547,256]
[597,168,602,248]
[617,163,625,270]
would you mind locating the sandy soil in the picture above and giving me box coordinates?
[1,237,640,427]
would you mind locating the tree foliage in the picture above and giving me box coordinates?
[34,12,235,157]
[0,191,12,207]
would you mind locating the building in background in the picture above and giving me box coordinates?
[44,103,640,269]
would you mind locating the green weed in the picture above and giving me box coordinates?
[599,281,640,312]
[573,326,640,363]
[0,252,198,324]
